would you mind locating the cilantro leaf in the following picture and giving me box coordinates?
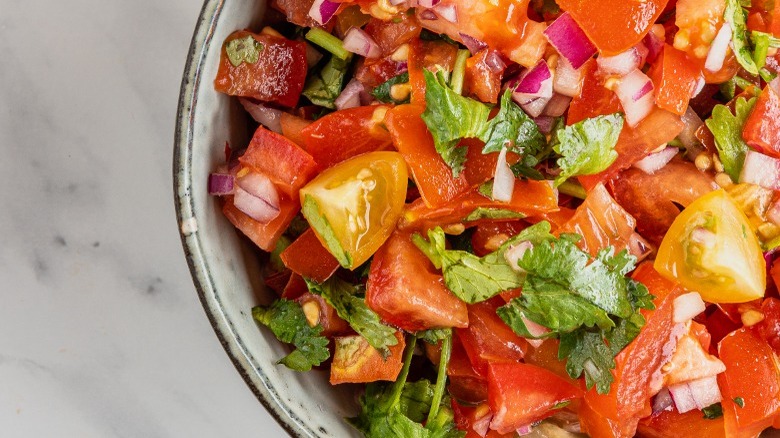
[306,277,398,354]
[479,90,546,155]
[705,97,757,182]
[463,207,526,222]
[303,54,351,109]
[421,70,491,177]
[703,403,724,419]
[372,72,410,104]
[252,299,330,371]
[226,35,263,67]
[734,396,745,408]
[417,328,451,345]
[412,222,555,303]
[553,114,623,186]
[726,0,759,75]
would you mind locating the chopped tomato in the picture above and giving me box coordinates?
[525,207,577,232]
[355,57,402,88]
[556,0,668,55]
[743,83,780,159]
[384,104,471,207]
[464,49,502,104]
[457,300,528,376]
[279,112,312,148]
[363,15,421,57]
[579,263,683,438]
[567,59,621,125]
[649,45,701,116]
[448,335,489,404]
[407,38,459,105]
[637,407,726,438]
[610,158,717,245]
[330,332,406,384]
[280,228,340,283]
[300,151,408,269]
[265,269,292,295]
[366,230,468,331]
[462,138,520,188]
[557,183,637,257]
[399,181,559,231]
[718,328,780,438]
[755,297,780,353]
[223,196,299,252]
[281,272,309,300]
[523,339,576,383]
[471,221,527,256]
[300,105,393,169]
[487,362,584,434]
[239,126,319,199]
[214,31,307,107]
[452,401,515,438]
[296,292,350,336]
[579,109,684,190]
[674,0,726,66]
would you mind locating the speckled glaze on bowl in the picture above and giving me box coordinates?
[173,1,358,437]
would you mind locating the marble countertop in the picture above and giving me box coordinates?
[1,0,285,436]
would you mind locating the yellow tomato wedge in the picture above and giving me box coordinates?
[300,151,408,269]
[655,189,765,303]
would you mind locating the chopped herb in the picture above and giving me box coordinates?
[252,299,330,371]
[734,397,745,408]
[306,277,398,354]
[480,90,546,156]
[553,114,623,186]
[226,35,263,67]
[703,403,724,419]
[269,235,292,272]
[372,72,410,104]
[417,328,451,345]
[726,0,759,75]
[557,179,588,200]
[478,180,494,198]
[449,49,471,95]
[705,97,757,182]
[305,27,349,60]
[463,207,526,222]
[302,55,352,109]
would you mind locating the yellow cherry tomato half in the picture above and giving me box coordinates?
[300,151,408,269]
[654,189,766,303]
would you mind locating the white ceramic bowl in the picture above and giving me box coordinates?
[174,2,358,436]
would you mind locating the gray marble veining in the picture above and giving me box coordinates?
[0,0,285,436]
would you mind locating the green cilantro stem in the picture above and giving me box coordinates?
[449,49,470,95]
[305,28,349,60]
[557,179,587,200]
[388,335,417,407]
[426,332,452,425]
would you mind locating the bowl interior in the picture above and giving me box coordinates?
[174,1,359,436]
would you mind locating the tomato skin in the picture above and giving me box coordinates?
[556,0,668,55]
[385,104,471,207]
[222,196,299,252]
[558,183,636,257]
[365,231,468,331]
[407,38,459,105]
[471,221,527,257]
[610,158,717,245]
[214,31,307,108]
[464,49,502,104]
[300,105,393,169]
[457,300,528,376]
[280,228,340,283]
[756,297,780,353]
[239,126,319,199]
[637,407,726,438]
[487,362,584,434]
[281,272,309,300]
[579,263,683,438]
[649,45,701,116]
[462,138,521,188]
[330,332,406,384]
[743,84,780,159]
[279,112,312,148]
[718,328,780,437]
[523,339,577,383]
[567,59,621,125]
[363,15,421,57]
[448,335,489,404]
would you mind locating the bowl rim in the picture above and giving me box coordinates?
[173,1,304,436]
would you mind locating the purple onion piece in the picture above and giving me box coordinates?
[208,173,235,196]
[543,12,597,69]
[514,60,552,94]
[459,32,487,54]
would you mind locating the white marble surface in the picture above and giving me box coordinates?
[0,1,286,436]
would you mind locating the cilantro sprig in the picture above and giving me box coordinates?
[252,299,330,371]
[705,97,757,182]
[552,114,623,186]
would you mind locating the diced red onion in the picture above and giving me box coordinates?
[472,412,492,437]
[597,47,643,76]
[208,173,235,196]
[343,28,382,59]
[505,241,533,272]
[687,376,723,410]
[767,201,780,226]
[239,98,283,134]
[643,29,664,64]
[543,12,597,69]
[652,388,674,414]
[419,9,437,20]
[628,232,652,262]
[770,76,780,95]
[673,292,706,323]
[335,79,364,110]
[764,249,778,273]
[434,4,457,23]
[520,97,551,118]
[553,55,583,97]
[614,69,654,127]
[513,60,554,117]
[417,0,441,7]
[304,42,323,67]
[740,150,780,190]
[523,316,549,338]
[533,116,555,134]
[234,172,281,223]
[484,51,506,73]
[308,0,340,25]
[492,146,515,202]
[542,93,572,117]
[692,74,706,97]
[633,147,677,175]
[389,0,407,5]
[678,106,704,150]
[460,33,487,54]
[668,382,698,414]
[396,61,409,73]
[515,424,534,436]
[705,22,732,72]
